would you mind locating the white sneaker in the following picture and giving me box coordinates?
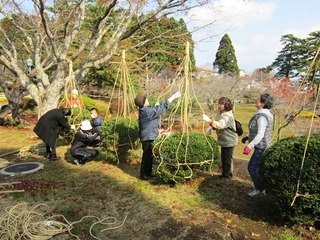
[73,159,83,166]
[248,189,261,197]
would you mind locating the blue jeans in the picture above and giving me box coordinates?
[247,148,264,190]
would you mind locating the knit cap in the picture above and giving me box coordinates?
[134,95,146,108]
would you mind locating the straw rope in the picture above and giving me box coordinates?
[0,202,127,240]
[154,42,217,182]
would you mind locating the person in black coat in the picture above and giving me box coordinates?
[70,120,100,166]
[34,108,74,161]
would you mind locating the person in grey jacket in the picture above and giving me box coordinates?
[242,93,274,197]
[135,91,181,180]
[203,97,238,179]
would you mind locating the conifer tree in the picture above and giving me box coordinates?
[271,34,303,78]
[213,34,240,76]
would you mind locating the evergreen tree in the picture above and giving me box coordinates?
[213,34,239,76]
[304,31,320,84]
[132,16,195,73]
[271,34,304,78]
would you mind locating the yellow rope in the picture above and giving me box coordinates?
[290,83,320,206]
[154,42,217,182]
[277,47,320,139]
[0,202,128,240]
[0,202,69,240]
[105,50,138,164]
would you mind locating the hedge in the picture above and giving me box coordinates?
[260,134,320,225]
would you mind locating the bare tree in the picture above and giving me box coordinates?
[0,0,208,117]
[193,71,245,112]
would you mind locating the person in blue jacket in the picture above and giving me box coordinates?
[90,108,103,136]
[134,91,181,180]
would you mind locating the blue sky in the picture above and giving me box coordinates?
[183,0,320,73]
[2,0,319,74]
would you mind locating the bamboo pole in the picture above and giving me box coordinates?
[0,181,21,186]
[182,41,190,133]
[0,190,25,194]
[121,50,127,118]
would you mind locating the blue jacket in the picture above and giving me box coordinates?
[138,100,170,141]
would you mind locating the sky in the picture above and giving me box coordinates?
[182,0,320,74]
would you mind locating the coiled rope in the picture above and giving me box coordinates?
[0,202,127,240]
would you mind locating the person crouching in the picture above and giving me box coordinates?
[71,120,100,166]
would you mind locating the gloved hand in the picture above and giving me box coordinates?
[202,114,212,123]
[70,124,75,130]
[243,146,252,155]
[241,136,249,143]
[206,126,213,135]
[168,91,181,103]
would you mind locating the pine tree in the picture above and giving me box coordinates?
[271,34,304,78]
[304,31,320,83]
[213,34,240,76]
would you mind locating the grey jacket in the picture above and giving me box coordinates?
[138,100,170,142]
[213,110,238,147]
[248,109,273,150]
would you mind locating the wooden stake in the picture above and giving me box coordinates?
[0,190,25,194]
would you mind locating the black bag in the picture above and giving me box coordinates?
[228,119,243,136]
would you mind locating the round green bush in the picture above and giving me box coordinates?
[100,117,139,163]
[260,134,320,225]
[153,131,219,184]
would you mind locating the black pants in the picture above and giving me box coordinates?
[71,148,99,164]
[220,146,235,178]
[141,140,154,178]
[46,144,57,156]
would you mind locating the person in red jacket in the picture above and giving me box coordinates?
[65,89,85,109]
[34,108,75,161]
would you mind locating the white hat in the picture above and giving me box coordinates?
[71,89,79,95]
[80,120,92,131]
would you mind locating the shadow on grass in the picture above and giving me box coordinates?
[0,146,229,240]
[198,171,283,226]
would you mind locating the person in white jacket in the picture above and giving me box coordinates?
[203,97,238,179]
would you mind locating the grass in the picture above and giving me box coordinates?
[0,104,318,240]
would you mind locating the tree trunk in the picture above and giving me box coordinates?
[0,83,27,120]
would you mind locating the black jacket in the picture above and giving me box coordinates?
[34,109,71,147]
[70,130,100,154]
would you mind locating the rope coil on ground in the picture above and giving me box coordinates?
[0,202,128,240]
[0,202,69,240]
[0,157,10,169]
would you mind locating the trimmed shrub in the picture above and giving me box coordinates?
[153,132,219,184]
[260,134,320,225]
[80,95,107,117]
[100,117,139,163]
